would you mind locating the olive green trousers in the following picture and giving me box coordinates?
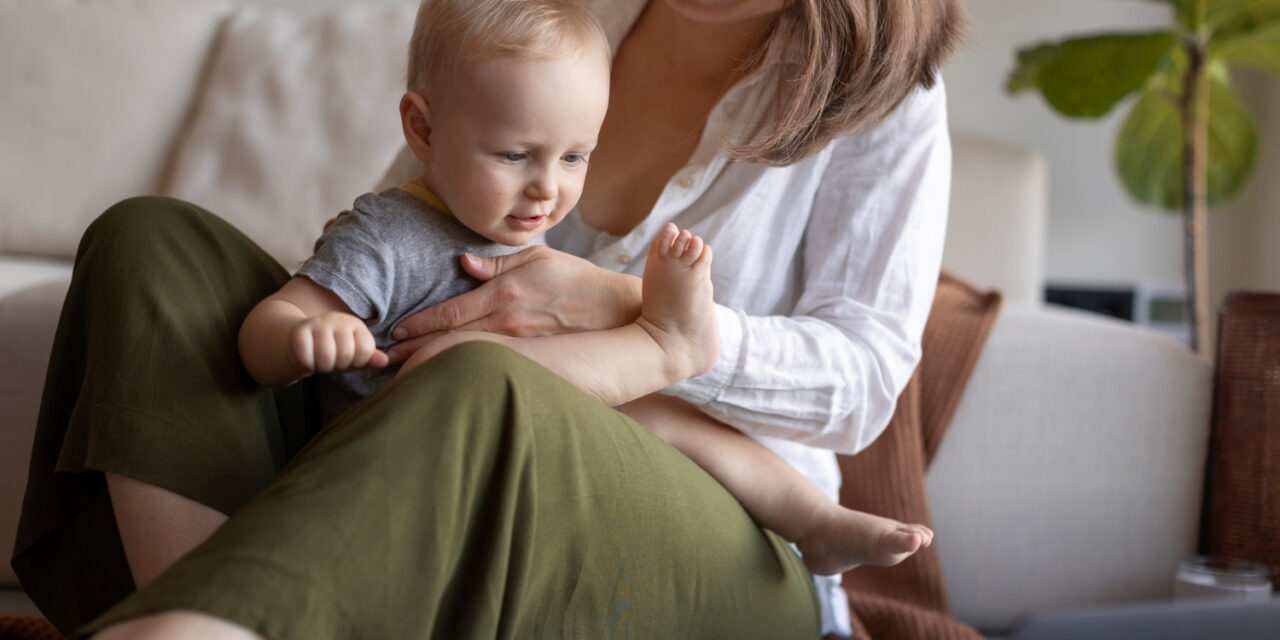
[11,197,819,639]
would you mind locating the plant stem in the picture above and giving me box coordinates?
[1181,36,1211,358]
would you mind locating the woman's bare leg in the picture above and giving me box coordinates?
[100,475,261,639]
[106,473,227,588]
[93,610,262,640]
[618,394,933,576]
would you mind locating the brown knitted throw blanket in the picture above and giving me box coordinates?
[831,272,1002,640]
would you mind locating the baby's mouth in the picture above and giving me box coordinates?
[506,214,546,231]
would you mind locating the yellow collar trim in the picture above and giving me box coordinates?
[398,182,451,215]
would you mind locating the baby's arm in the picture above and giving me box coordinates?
[239,276,388,387]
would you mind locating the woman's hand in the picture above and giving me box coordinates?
[386,245,642,364]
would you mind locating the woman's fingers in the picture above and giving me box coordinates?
[393,244,641,346]
[392,286,499,340]
[393,246,547,339]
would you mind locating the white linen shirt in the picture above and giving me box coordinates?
[376,1,952,634]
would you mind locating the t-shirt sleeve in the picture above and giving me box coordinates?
[294,201,395,324]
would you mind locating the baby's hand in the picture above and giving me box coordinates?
[289,312,389,375]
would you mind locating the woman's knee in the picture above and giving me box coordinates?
[394,341,538,406]
[382,341,554,440]
[78,196,283,298]
[86,196,207,250]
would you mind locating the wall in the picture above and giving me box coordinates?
[239,0,414,11]
[942,0,1180,291]
[1213,71,1280,302]
[945,0,1277,322]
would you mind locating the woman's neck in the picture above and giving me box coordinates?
[631,1,778,88]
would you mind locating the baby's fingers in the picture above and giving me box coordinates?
[352,327,388,369]
[331,327,357,371]
[312,329,337,373]
[290,327,316,373]
[364,350,390,369]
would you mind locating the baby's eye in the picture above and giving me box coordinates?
[500,152,527,162]
[562,153,586,165]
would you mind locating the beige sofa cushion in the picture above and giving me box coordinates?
[0,0,231,259]
[161,4,416,270]
[927,304,1212,631]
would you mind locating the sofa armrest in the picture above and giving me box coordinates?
[925,303,1213,633]
[0,280,69,588]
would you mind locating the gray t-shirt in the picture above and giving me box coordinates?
[296,187,533,424]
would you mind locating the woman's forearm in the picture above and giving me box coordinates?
[662,302,927,457]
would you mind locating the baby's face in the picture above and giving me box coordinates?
[424,50,610,246]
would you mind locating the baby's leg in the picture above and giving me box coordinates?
[633,223,720,380]
[619,394,934,576]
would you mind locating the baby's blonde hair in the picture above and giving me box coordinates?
[407,0,609,94]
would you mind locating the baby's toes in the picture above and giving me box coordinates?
[888,527,925,555]
[651,223,680,257]
[682,235,705,265]
[674,229,693,257]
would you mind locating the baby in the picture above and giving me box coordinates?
[238,0,931,576]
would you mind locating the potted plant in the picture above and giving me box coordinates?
[1007,0,1280,355]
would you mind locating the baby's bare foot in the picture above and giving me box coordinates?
[796,507,934,576]
[636,223,719,380]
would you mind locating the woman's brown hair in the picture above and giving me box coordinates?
[737,0,965,165]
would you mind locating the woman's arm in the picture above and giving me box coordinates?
[385,245,642,363]
[664,86,952,455]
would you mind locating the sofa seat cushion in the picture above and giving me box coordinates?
[160,4,416,270]
[0,0,232,260]
[0,257,72,302]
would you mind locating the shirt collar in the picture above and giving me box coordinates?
[397,181,451,215]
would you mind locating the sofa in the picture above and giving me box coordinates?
[0,0,1233,636]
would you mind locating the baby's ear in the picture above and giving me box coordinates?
[400,92,433,162]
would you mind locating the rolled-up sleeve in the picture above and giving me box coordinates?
[664,85,952,455]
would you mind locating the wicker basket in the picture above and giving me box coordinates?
[0,616,61,640]
[1200,291,1280,589]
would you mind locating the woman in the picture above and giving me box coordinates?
[13,0,963,637]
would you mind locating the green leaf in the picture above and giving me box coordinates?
[1205,75,1259,207]
[1208,0,1280,32]
[1115,74,1257,210]
[1005,44,1059,93]
[1030,33,1176,118]
[1211,21,1280,74]
[1116,88,1184,209]
[1184,0,1204,30]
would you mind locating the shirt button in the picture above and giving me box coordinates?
[617,254,632,265]
[677,175,695,189]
